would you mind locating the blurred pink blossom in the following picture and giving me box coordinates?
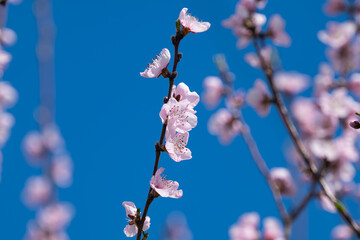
[318,88,354,118]
[22,176,52,207]
[24,221,69,240]
[23,131,45,159]
[292,97,337,138]
[269,167,296,196]
[0,28,16,46]
[348,73,360,95]
[150,167,183,198]
[37,203,74,232]
[268,14,291,47]
[140,48,170,78]
[262,217,284,240]
[331,224,353,240]
[229,212,260,240]
[208,108,243,144]
[202,76,224,108]
[178,8,210,33]
[223,2,266,49]
[0,81,17,108]
[318,22,356,49]
[51,155,73,188]
[274,72,309,94]
[314,63,334,95]
[246,79,271,116]
[245,47,272,69]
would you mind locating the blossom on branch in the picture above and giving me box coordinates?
[165,131,192,162]
[122,201,150,237]
[269,167,296,196]
[267,14,291,47]
[274,71,309,95]
[150,167,183,198]
[246,79,271,117]
[318,21,356,49]
[202,76,224,108]
[140,48,170,78]
[262,217,284,240]
[178,8,210,33]
[208,108,243,144]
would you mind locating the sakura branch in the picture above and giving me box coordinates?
[22,0,74,238]
[122,8,210,240]
[204,0,360,239]
[0,0,19,181]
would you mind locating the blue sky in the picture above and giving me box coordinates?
[0,0,356,239]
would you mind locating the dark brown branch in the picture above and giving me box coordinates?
[136,30,184,240]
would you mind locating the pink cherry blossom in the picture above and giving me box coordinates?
[37,203,74,232]
[262,217,284,240]
[331,224,353,240]
[0,81,17,108]
[24,221,70,240]
[150,167,183,198]
[42,124,64,151]
[246,79,271,116]
[178,8,210,33]
[269,168,296,196]
[22,176,52,207]
[160,98,197,135]
[245,47,272,69]
[335,131,358,162]
[0,28,16,46]
[202,76,224,108]
[165,131,192,162]
[274,72,309,94]
[240,0,267,11]
[51,155,73,188]
[318,88,354,119]
[229,212,260,240]
[291,97,337,138]
[314,63,334,95]
[23,131,46,159]
[140,48,170,78]
[348,73,360,95]
[327,42,360,73]
[0,111,13,145]
[318,21,356,49]
[172,82,200,109]
[208,108,243,144]
[309,139,338,162]
[226,90,245,110]
[268,14,291,47]
[223,3,266,49]
[122,201,150,237]
[0,50,11,77]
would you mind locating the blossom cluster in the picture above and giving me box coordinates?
[229,212,284,240]
[204,0,360,238]
[0,1,19,180]
[22,125,74,239]
[122,8,209,239]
